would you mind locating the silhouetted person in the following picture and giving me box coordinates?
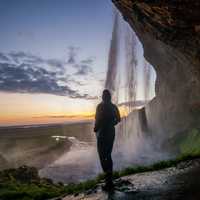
[94,89,121,191]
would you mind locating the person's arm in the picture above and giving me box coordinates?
[94,104,101,132]
[114,105,121,125]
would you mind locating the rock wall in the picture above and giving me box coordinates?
[112,0,200,137]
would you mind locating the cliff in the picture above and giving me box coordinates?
[112,0,200,137]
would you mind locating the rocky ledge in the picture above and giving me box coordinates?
[63,158,200,200]
[1,158,200,200]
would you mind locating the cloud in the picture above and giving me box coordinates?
[0,51,97,100]
[0,62,74,96]
[7,51,64,70]
[0,53,10,62]
[67,78,87,86]
[81,58,94,65]
[71,93,97,100]
[66,47,94,76]
[32,113,95,119]
[46,58,65,71]
[73,57,94,75]
[67,46,79,64]
[75,64,93,76]
[8,51,35,64]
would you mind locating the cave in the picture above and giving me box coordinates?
[112,0,200,139]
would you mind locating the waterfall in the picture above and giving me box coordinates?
[105,8,169,168]
[124,24,138,113]
[143,60,152,101]
[105,10,120,101]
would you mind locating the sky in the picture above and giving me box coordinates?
[0,0,156,126]
[0,0,116,126]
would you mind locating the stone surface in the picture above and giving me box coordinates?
[112,0,200,138]
[62,158,200,200]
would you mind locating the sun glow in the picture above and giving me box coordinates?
[0,92,96,126]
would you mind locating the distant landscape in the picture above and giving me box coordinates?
[0,121,94,172]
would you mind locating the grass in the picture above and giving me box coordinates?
[0,182,64,200]
[1,128,200,200]
[1,153,200,200]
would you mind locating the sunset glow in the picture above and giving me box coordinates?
[0,90,131,126]
[0,92,98,126]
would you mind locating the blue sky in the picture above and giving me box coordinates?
[0,0,116,125]
[0,0,115,98]
[0,0,156,126]
[0,0,112,60]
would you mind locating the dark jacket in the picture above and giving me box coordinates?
[94,102,121,133]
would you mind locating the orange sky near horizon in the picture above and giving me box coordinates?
[0,92,130,126]
[0,92,98,126]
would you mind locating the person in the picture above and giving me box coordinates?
[94,89,121,191]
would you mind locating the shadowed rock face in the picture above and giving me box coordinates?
[113,0,200,60]
[112,0,200,137]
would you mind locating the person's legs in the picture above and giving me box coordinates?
[97,137,108,172]
[97,128,115,190]
[104,132,115,184]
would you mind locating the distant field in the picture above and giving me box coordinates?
[0,121,94,170]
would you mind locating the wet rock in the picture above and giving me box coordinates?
[112,0,200,140]
[85,189,95,195]
[114,178,135,192]
[62,158,200,199]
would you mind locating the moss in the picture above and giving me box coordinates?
[179,128,200,156]
[0,182,64,200]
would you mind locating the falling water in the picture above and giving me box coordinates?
[105,10,120,101]
[143,60,152,101]
[124,24,138,113]
[105,8,169,169]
